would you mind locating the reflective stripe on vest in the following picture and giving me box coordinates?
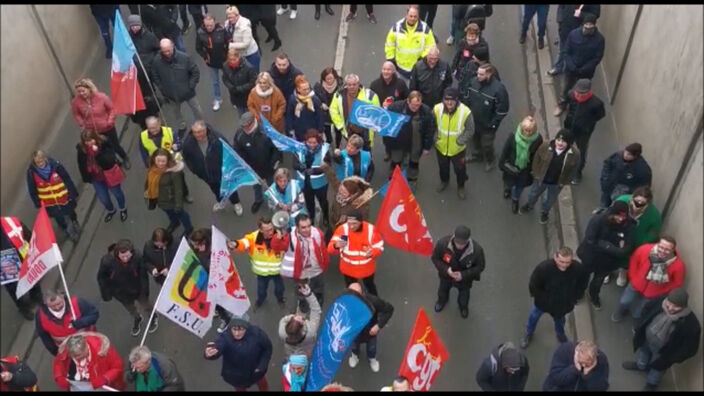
[339,223,376,266]
[266,180,305,226]
[1,217,29,260]
[33,171,69,206]
[434,103,471,157]
[336,150,371,180]
[296,143,330,190]
[243,231,283,276]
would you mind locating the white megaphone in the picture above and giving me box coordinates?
[272,210,290,230]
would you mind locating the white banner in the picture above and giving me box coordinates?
[209,226,251,316]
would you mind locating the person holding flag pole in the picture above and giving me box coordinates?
[126,13,163,130]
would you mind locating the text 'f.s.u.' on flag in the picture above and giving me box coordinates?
[155,237,215,338]
[110,9,145,114]
[398,307,449,391]
[208,225,250,316]
[15,204,62,298]
[347,99,409,138]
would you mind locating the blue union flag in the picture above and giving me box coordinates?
[219,138,260,200]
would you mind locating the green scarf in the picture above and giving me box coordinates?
[136,358,164,392]
[514,126,539,170]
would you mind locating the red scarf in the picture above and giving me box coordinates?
[85,144,102,177]
[228,59,240,69]
[573,90,593,103]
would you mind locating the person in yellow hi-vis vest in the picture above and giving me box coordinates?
[384,5,436,81]
[433,87,474,200]
[329,74,380,151]
[228,217,285,311]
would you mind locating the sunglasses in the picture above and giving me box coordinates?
[633,200,647,208]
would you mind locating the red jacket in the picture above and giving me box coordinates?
[53,333,125,391]
[71,92,115,133]
[628,243,685,299]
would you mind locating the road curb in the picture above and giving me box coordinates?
[334,5,350,75]
[530,18,595,342]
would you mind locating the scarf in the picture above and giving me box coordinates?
[228,58,240,69]
[35,163,53,180]
[322,78,338,93]
[514,126,539,170]
[283,355,308,392]
[136,359,165,392]
[72,349,91,381]
[298,231,312,270]
[50,305,66,320]
[85,144,102,176]
[336,190,356,205]
[645,244,677,284]
[573,90,593,103]
[255,85,273,98]
[646,299,692,352]
[145,166,165,200]
[295,91,315,118]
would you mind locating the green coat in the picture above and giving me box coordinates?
[615,194,662,269]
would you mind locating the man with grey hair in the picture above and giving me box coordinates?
[151,38,203,140]
[409,45,452,108]
[125,345,185,391]
[330,73,381,151]
[53,332,125,391]
[35,289,99,356]
[543,339,609,391]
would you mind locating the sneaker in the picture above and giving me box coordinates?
[538,37,545,49]
[181,24,190,35]
[434,301,446,312]
[104,211,116,223]
[213,100,222,112]
[519,204,533,215]
[571,172,582,185]
[621,361,640,371]
[119,209,128,222]
[251,201,263,214]
[616,270,628,287]
[457,187,466,200]
[436,181,448,192]
[519,33,526,44]
[539,212,549,224]
[233,203,244,216]
[503,189,511,199]
[216,317,230,333]
[553,105,564,117]
[611,311,624,323]
[446,36,454,45]
[272,39,282,51]
[289,10,297,19]
[603,275,611,285]
[345,12,355,22]
[460,307,468,318]
[369,358,380,372]
[348,353,359,368]
[131,316,143,337]
[556,333,568,343]
[519,333,532,349]
[185,195,195,204]
[148,316,159,333]
[122,158,132,170]
[484,160,495,172]
[546,68,559,76]
[367,13,377,24]
[276,7,288,15]
[213,201,227,212]
[590,296,602,311]
[511,199,519,214]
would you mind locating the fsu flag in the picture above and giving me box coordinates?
[398,308,450,391]
[110,9,145,114]
[376,166,433,256]
[208,226,251,316]
[15,205,62,298]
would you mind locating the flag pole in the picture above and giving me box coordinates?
[56,258,78,321]
[139,273,168,347]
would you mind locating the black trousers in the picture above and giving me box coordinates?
[437,150,467,187]
[574,132,591,174]
[588,269,610,302]
[303,184,329,224]
[560,72,580,104]
[344,274,378,296]
[437,278,471,309]
[419,5,438,28]
[350,5,373,14]
[295,273,325,313]
[102,127,129,161]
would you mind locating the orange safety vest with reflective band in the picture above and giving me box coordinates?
[329,222,384,279]
[1,217,29,260]
[33,171,69,207]
[0,356,39,392]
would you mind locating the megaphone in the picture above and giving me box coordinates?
[272,210,290,230]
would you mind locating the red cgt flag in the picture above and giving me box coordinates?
[399,307,449,391]
[376,166,433,256]
[15,204,62,298]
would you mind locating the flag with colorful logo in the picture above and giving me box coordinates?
[209,226,251,316]
[110,9,146,114]
[219,138,261,200]
[398,308,449,391]
[15,204,62,298]
[348,99,409,137]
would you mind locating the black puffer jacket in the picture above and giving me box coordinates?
[431,235,486,287]
[182,125,227,184]
[151,50,200,102]
[195,23,228,68]
[222,59,257,108]
[577,212,635,273]
[232,125,281,179]
[563,90,606,136]
[269,61,303,100]
[76,140,121,183]
[97,246,149,302]
[462,75,509,131]
[529,259,588,317]
[386,100,436,152]
[476,343,530,391]
[129,26,160,83]
[355,292,394,343]
[409,58,453,107]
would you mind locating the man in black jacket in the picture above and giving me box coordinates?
[549,4,601,76]
[597,143,652,212]
[127,14,161,130]
[232,112,282,214]
[195,15,229,112]
[151,38,203,139]
[369,61,409,161]
[409,45,452,108]
[431,225,486,319]
[269,53,303,100]
[386,92,436,189]
[182,120,243,215]
[222,50,257,116]
[475,342,529,391]
[520,247,587,348]
[347,282,394,373]
[462,63,509,171]
[577,200,635,310]
[89,5,119,58]
[558,78,605,184]
[136,5,185,52]
[622,288,701,391]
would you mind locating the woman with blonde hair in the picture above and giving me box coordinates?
[70,78,130,168]
[498,115,543,213]
[247,71,286,132]
[286,75,324,142]
[224,6,261,72]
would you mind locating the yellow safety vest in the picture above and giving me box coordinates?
[140,127,182,161]
[329,88,380,148]
[384,19,436,73]
[434,103,471,157]
[235,230,284,276]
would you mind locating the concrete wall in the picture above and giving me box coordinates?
[0,5,99,215]
[598,4,639,100]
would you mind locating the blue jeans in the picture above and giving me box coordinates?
[525,181,562,214]
[173,33,185,53]
[617,284,652,319]
[208,66,222,101]
[525,305,566,336]
[521,5,549,38]
[92,180,126,212]
[92,12,115,52]
[511,182,528,201]
[163,208,193,235]
[351,335,378,359]
[256,275,284,304]
[636,344,666,386]
[245,51,261,73]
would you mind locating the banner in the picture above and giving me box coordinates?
[209,226,251,316]
[348,99,409,138]
[376,166,434,257]
[260,116,307,154]
[306,291,374,391]
[156,237,215,338]
[0,249,21,285]
[219,138,261,200]
[110,9,146,115]
[398,308,449,392]
[15,205,62,298]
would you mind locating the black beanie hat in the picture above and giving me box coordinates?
[555,129,575,146]
[608,200,629,217]
[582,12,597,24]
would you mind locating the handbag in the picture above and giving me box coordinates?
[103,164,125,187]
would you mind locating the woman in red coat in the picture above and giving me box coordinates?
[53,332,125,391]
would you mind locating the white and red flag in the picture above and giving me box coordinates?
[208,226,251,316]
[398,307,450,391]
[15,204,62,298]
[376,166,434,256]
[110,9,145,114]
